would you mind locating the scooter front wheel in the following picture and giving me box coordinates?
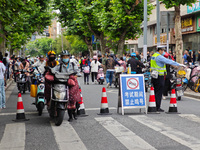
[55,109,65,126]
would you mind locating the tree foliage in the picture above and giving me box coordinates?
[0,0,52,54]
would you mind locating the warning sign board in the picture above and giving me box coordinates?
[120,74,146,115]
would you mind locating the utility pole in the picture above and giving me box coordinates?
[143,0,147,62]
[167,12,169,53]
[156,0,160,46]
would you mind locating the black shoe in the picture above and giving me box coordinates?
[157,108,164,112]
[87,83,89,85]
[68,118,73,122]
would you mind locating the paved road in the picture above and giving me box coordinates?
[1,78,200,150]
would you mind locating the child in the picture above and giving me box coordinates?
[83,60,90,85]
[0,54,6,109]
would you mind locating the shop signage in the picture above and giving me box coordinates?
[187,2,200,13]
[181,17,194,33]
[197,16,200,32]
[154,34,167,45]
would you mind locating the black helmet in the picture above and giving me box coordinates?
[61,50,70,56]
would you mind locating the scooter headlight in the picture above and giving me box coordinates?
[53,91,66,100]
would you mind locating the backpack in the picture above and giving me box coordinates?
[83,66,90,73]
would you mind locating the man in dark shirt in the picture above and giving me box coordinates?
[127,52,145,74]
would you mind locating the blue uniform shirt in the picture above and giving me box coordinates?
[155,52,180,67]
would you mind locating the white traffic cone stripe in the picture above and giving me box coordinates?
[148,102,156,107]
[150,90,155,96]
[80,103,85,109]
[17,109,25,113]
[169,103,177,107]
[101,103,108,108]
[102,92,107,98]
[171,93,176,98]
[18,97,23,102]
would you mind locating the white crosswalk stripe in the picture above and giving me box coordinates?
[129,115,200,150]
[51,120,87,150]
[0,123,25,150]
[95,117,156,150]
[179,114,200,123]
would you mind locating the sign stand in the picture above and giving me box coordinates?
[118,74,147,115]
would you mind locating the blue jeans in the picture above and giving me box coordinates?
[106,70,114,86]
[0,79,6,108]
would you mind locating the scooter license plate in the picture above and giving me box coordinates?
[177,90,183,97]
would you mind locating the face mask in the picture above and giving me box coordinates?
[62,58,69,63]
[49,57,55,61]
[162,52,165,56]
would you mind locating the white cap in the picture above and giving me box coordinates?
[157,45,166,49]
[72,55,75,58]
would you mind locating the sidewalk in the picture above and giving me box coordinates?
[184,89,200,99]
[5,79,14,91]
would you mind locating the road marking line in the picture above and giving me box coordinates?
[51,120,87,150]
[0,107,117,116]
[95,117,156,150]
[0,123,25,150]
[182,96,200,102]
[129,115,200,150]
[179,114,200,123]
[85,107,116,111]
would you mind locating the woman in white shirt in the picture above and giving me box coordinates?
[0,55,6,109]
[90,56,101,84]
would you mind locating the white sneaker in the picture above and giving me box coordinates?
[163,96,166,100]
[107,83,110,88]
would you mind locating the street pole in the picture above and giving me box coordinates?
[61,29,64,52]
[156,0,160,46]
[167,12,169,53]
[143,0,147,62]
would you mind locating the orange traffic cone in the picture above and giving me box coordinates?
[98,87,111,115]
[166,89,179,114]
[148,87,159,113]
[13,93,29,122]
[77,87,88,117]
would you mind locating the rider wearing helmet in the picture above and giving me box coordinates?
[127,52,145,74]
[46,50,59,68]
[52,50,81,122]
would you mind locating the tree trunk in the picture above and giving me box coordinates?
[10,48,14,55]
[174,5,183,63]
[0,21,5,54]
[117,30,127,56]
[84,36,93,58]
[99,33,106,55]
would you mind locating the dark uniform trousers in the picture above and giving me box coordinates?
[152,75,165,109]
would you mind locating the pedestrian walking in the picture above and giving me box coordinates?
[0,54,6,109]
[105,54,120,88]
[150,46,185,112]
[90,55,101,84]
[83,60,90,85]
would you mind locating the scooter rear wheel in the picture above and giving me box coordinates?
[55,109,65,126]
[38,102,44,116]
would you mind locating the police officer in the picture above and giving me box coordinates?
[127,52,145,74]
[150,46,185,112]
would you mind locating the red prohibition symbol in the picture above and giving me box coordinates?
[127,78,139,89]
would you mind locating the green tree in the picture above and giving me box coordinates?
[65,35,88,55]
[161,0,196,63]
[0,0,52,54]
[94,0,153,56]
[52,35,71,54]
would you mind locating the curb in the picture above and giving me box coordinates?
[5,79,14,91]
[183,92,200,99]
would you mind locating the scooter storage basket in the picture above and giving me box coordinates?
[30,84,37,97]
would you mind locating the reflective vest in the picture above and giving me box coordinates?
[150,53,166,76]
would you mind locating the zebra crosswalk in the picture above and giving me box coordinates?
[1,114,200,150]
